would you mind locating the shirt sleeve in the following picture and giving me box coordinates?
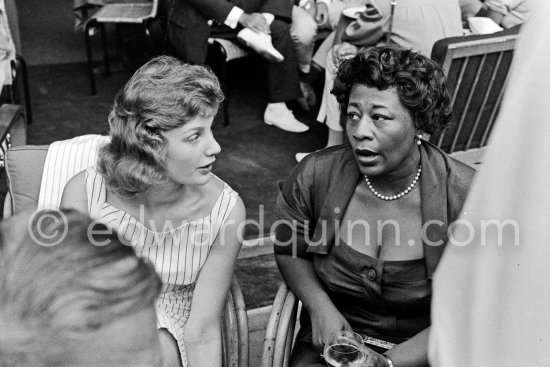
[274,157,317,259]
[225,6,244,29]
[484,0,510,15]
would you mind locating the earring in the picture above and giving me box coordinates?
[416,134,423,146]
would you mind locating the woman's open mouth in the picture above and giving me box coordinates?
[198,162,214,172]
[355,148,381,164]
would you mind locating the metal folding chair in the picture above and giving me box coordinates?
[84,0,159,94]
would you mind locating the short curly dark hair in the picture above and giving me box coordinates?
[331,45,452,134]
[97,56,224,197]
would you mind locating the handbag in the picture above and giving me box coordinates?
[341,0,396,46]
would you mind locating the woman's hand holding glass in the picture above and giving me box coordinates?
[323,331,390,367]
[323,331,365,366]
[311,306,353,351]
[357,346,390,367]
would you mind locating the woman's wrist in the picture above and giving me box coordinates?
[304,292,337,316]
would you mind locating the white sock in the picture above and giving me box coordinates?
[267,102,290,113]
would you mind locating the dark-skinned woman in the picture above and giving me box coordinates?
[274,45,475,367]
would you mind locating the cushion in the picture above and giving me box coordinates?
[5,145,48,214]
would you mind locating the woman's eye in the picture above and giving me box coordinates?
[186,134,200,142]
[372,114,388,122]
[347,112,360,121]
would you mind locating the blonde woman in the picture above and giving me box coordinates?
[62,56,245,367]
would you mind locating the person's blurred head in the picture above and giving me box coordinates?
[0,209,162,367]
[332,45,453,177]
[98,55,224,196]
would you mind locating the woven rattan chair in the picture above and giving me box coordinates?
[261,283,299,367]
[223,275,250,367]
[84,0,159,95]
[429,27,520,166]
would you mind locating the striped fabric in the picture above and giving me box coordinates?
[85,166,240,364]
[37,134,109,209]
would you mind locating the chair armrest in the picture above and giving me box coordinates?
[262,283,299,367]
[0,104,27,147]
[222,276,249,367]
[3,191,13,218]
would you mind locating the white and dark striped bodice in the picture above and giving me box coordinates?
[84,166,239,293]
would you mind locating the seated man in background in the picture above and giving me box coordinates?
[166,0,310,133]
[0,209,162,367]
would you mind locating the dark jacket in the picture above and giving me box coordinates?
[274,142,475,279]
[167,0,293,63]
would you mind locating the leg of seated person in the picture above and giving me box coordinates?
[295,44,345,162]
[291,5,318,110]
[317,47,344,139]
[267,18,302,103]
[291,5,318,75]
[263,18,310,133]
[159,329,183,367]
[311,30,336,70]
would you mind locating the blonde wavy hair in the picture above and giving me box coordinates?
[97,55,224,197]
[0,210,161,366]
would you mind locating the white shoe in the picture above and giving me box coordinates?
[237,28,284,63]
[295,152,311,162]
[264,104,309,133]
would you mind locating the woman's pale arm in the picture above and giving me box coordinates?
[59,171,89,214]
[183,198,245,367]
[275,254,351,349]
[362,327,429,367]
[384,327,429,367]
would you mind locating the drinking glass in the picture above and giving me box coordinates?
[323,331,366,367]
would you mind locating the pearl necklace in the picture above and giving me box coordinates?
[364,165,421,201]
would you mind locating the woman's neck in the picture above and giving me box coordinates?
[139,181,192,210]
[368,148,421,195]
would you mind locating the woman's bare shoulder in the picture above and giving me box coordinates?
[60,170,89,214]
